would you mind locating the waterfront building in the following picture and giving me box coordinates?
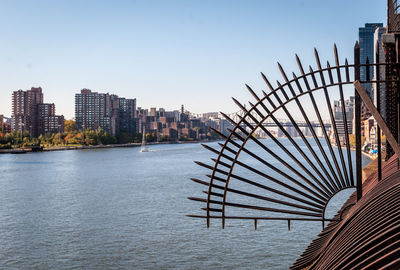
[150,107,157,117]
[118,98,137,134]
[37,103,64,135]
[162,127,178,139]
[11,87,63,137]
[333,96,354,144]
[3,122,11,133]
[359,23,383,100]
[0,115,3,133]
[11,87,43,137]
[75,89,115,135]
[75,89,138,136]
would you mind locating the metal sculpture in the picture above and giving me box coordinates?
[188,41,399,229]
[189,0,400,268]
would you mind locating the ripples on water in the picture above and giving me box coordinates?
[0,139,371,269]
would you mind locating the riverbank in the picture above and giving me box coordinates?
[333,144,376,160]
[0,139,221,154]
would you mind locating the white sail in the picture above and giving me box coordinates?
[140,126,149,152]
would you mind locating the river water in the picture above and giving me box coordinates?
[0,139,371,269]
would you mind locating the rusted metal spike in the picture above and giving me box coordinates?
[217,141,326,205]
[238,112,332,200]
[217,142,226,148]
[195,161,215,171]
[190,178,210,186]
[276,80,290,100]
[309,66,318,87]
[206,174,324,212]
[254,219,258,230]
[209,127,227,138]
[288,220,291,231]
[292,73,305,94]
[311,59,347,189]
[334,43,340,66]
[186,214,208,218]
[215,134,240,149]
[264,94,276,110]
[206,176,227,186]
[223,121,329,203]
[291,76,341,191]
[187,216,338,222]
[261,72,275,91]
[296,54,306,75]
[212,159,231,169]
[276,77,339,193]
[246,84,261,101]
[218,201,321,217]
[188,197,207,202]
[227,128,245,141]
[302,63,346,190]
[201,144,220,155]
[220,112,238,125]
[314,48,323,69]
[326,61,335,84]
[208,173,324,209]
[245,96,335,196]
[278,62,290,82]
[335,45,354,187]
[215,151,235,162]
[317,61,349,188]
[202,208,222,212]
[203,191,224,198]
[232,97,246,111]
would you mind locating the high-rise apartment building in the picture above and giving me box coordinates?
[75,89,113,135]
[37,103,64,135]
[373,27,387,120]
[12,87,43,136]
[0,114,4,133]
[359,23,384,100]
[333,96,355,144]
[119,98,137,134]
[11,87,63,137]
[75,89,137,136]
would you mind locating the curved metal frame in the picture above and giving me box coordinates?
[189,45,395,230]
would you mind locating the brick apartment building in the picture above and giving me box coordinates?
[11,87,64,137]
[75,89,137,136]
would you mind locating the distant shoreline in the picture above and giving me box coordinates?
[0,139,222,154]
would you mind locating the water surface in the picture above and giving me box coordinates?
[0,139,371,269]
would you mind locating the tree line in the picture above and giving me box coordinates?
[0,120,221,149]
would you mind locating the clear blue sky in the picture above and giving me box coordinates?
[0,0,386,119]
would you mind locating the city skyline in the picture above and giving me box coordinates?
[0,1,385,119]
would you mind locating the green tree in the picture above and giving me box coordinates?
[64,119,76,132]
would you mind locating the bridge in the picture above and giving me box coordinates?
[225,110,331,129]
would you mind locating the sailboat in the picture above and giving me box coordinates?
[140,127,149,152]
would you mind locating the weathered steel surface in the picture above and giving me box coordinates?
[291,155,400,269]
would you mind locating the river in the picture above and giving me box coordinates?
[0,139,371,269]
